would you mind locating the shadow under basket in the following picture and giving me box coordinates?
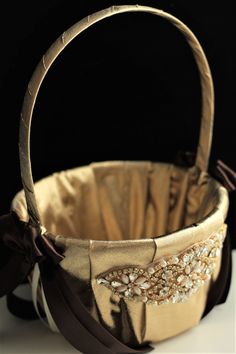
[1,4,232,354]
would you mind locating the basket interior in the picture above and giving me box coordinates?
[11,161,222,241]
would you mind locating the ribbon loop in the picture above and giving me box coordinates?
[0,212,63,297]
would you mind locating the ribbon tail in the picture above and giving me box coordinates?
[211,159,236,192]
[0,213,32,297]
[40,262,152,354]
[0,252,31,297]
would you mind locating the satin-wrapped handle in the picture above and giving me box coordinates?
[19,5,214,226]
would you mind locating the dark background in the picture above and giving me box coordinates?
[0,0,234,244]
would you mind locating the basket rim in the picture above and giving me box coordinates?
[11,161,229,247]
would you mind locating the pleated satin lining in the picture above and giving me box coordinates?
[12,161,220,241]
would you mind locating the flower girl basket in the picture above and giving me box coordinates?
[0,5,232,354]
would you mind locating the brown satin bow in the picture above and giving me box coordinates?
[0,212,63,297]
[0,212,152,354]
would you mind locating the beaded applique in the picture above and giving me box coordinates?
[96,225,227,305]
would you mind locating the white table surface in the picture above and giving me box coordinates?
[1,252,235,354]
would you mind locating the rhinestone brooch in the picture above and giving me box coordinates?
[96,225,227,305]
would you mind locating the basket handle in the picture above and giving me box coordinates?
[19,5,214,226]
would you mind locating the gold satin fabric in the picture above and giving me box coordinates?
[11,161,229,345]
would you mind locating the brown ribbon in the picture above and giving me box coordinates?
[175,153,236,192]
[213,160,236,192]
[0,212,63,297]
[0,212,152,354]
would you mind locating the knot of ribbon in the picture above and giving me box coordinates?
[0,212,63,297]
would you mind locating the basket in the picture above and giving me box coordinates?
[0,5,233,354]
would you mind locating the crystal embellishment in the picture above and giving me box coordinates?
[96,225,227,306]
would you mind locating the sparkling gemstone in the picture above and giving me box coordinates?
[188,252,195,261]
[117,285,128,292]
[129,273,138,282]
[140,282,151,289]
[171,291,180,303]
[184,280,193,289]
[148,267,155,274]
[135,276,147,285]
[121,274,130,284]
[169,256,179,265]
[133,286,142,295]
[162,270,172,280]
[159,287,169,296]
[177,275,185,283]
[190,259,197,268]
[201,246,209,256]
[194,261,202,273]
[209,248,217,257]
[160,259,167,268]
[111,281,123,288]
[205,262,216,274]
[124,289,132,297]
[183,254,191,264]
[194,247,201,256]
